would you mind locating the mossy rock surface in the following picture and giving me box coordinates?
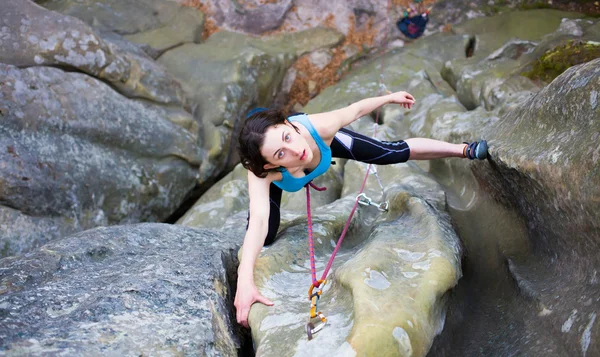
[523,40,600,82]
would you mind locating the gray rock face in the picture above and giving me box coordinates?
[37,0,205,55]
[211,0,294,35]
[474,59,600,357]
[200,0,408,47]
[37,0,191,35]
[1,0,188,106]
[0,64,200,257]
[0,223,241,356]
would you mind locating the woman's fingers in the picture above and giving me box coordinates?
[237,307,249,328]
[257,294,274,306]
[235,293,274,329]
[389,91,415,107]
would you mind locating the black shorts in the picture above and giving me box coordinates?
[251,128,410,245]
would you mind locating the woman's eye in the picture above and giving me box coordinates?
[285,134,290,141]
[278,151,284,159]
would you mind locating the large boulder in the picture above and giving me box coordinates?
[440,9,589,111]
[475,59,600,356]
[0,223,242,356]
[209,0,294,35]
[1,0,188,106]
[0,64,200,257]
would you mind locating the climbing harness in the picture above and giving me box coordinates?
[304,0,395,341]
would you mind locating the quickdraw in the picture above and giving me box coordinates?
[356,193,389,212]
[305,279,327,340]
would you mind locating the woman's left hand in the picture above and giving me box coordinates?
[388,91,416,109]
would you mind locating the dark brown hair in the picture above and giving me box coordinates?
[237,108,299,178]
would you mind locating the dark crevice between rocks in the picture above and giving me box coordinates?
[427,154,584,356]
[221,249,255,357]
[164,170,229,224]
[465,36,476,58]
[426,158,538,356]
[167,126,242,224]
[426,250,526,357]
[154,42,189,62]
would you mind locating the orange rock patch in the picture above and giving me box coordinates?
[180,0,220,39]
[286,13,378,110]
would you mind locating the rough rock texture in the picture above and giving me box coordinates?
[2,1,600,355]
[210,0,294,35]
[249,162,462,357]
[475,59,600,357]
[1,0,188,106]
[0,64,200,257]
[198,0,399,44]
[180,9,599,357]
[177,163,250,230]
[0,223,242,356]
[37,0,191,34]
[159,28,344,184]
[37,0,205,55]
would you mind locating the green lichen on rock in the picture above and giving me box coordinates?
[522,40,600,82]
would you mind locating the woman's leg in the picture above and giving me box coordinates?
[330,128,486,163]
[330,127,412,164]
[404,138,466,160]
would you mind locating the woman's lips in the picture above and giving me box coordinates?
[301,150,306,160]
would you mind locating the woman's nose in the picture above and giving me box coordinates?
[286,144,301,156]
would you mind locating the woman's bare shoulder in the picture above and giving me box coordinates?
[307,112,339,144]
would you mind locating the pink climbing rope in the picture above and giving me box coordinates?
[305,0,393,288]
[306,182,327,287]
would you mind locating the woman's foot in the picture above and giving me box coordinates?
[464,140,488,160]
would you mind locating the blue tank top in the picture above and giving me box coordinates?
[273,113,332,192]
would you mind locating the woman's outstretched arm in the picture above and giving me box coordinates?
[234,172,275,328]
[310,91,415,139]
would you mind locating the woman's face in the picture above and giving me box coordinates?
[260,122,313,170]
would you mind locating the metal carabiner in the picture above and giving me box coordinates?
[356,193,389,212]
[306,312,327,340]
[378,201,389,212]
[356,193,372,207]
[306,280,327,340]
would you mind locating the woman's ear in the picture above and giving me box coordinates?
[263,163,278,170]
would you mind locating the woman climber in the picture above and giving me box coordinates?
[234,91,488,327]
